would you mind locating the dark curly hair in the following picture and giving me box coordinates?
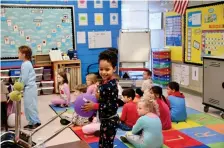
[98,48,118,68]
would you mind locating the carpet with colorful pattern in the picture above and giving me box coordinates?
[49,105,224,148]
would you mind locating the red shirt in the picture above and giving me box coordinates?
[120,101,139,127]
[156,99,172,130]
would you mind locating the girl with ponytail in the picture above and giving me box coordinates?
[151,86,172,130]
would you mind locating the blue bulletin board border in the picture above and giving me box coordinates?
[1,4,76,59]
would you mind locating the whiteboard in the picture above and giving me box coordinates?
[88,31,112,49]
[119,31,150,62]
[149,12,163,30]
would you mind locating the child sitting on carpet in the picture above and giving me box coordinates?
[71,84,87,103]
[86,73,98,96]
[151,86,171,130]
[51,72,71,107]
[167,81,187,122]
[134,88,143,103]
[120,99,163,148]
[119,88,139,131]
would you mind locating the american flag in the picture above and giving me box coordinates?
[173,0,189,15]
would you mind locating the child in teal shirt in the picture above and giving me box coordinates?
[120,99,163,148]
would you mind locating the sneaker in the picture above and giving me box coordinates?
[23,124,32,129]
[93,130,100,137]
[24,123,41,130]
[120,136,128,143]
[31,123,41,129]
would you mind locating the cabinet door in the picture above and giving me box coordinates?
[203,59,224,108]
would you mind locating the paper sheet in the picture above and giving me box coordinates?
[94,0,103,8]
[78,13,88,26]
[192,13,201,26]
[77,31,86,44]
[88,31,112,48]
[180,65,190,86]
[110,13,118,25]
[192,66,199,81]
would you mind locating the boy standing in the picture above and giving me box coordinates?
[141,69,153,97]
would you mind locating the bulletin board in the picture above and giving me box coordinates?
[165,12,184,62]
[1,4,75,58]
[184,2,224,65]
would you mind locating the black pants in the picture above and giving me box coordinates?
[99,116,119,148]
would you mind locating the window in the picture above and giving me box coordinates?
[121,1,149,30]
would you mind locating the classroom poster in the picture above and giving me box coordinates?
[78,13,88,26]
[77,31,86,44]
[165,15,182,46]
[94,0,103,8]
[110,0,118,8]
[185,3,224,64]
[78,0,87,8]
[1,6,74,57]
[94,13,103,25]
[110,13,118,25]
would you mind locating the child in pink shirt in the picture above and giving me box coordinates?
[51,72,71,107]
[86,74,97,96]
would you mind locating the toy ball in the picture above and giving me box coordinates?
[74,93,97,117]
[7,113,15,127]
[13,82,24,92]
[9,91,22,101]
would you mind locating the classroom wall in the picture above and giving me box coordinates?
[0,0,121,83]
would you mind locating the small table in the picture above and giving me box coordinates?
[47,141,90,148]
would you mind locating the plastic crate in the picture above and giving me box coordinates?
[41,81,54,87]
[153,80,169,85]
[42,87,54,95]
[36,74,43,82]
[43,69,51,75]
[36,82,41,88]
[153,54,170,59]
[34,67,44,74]
[154,74,170,78]
[0,70,9,76]
[43,74,51,81]
[153,58,170,62]
[37,88,41,96]
[153,51,170,56]
[1,76,10,83]
[153,70,171,76]
[153,76,171,81]
[9,69,21,76]
[10,76,20,83]
[153,61,171,68]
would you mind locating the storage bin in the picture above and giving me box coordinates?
[41,81,54,87]
[10,76,20,83]
[42,87,54,95]
[37,88,41,96]
[1,76,10,83]
[36,82,41,88]
[9,69,21,76]
[153,51,170,56]
[43,68,51,75]
[153,58,170,62]
[153,54,170,59]
[34,67,44,74]
[43,74,51,81]
[0,70,9,76]
[36,74,43,82]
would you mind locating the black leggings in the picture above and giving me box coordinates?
[99,116,119,148]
